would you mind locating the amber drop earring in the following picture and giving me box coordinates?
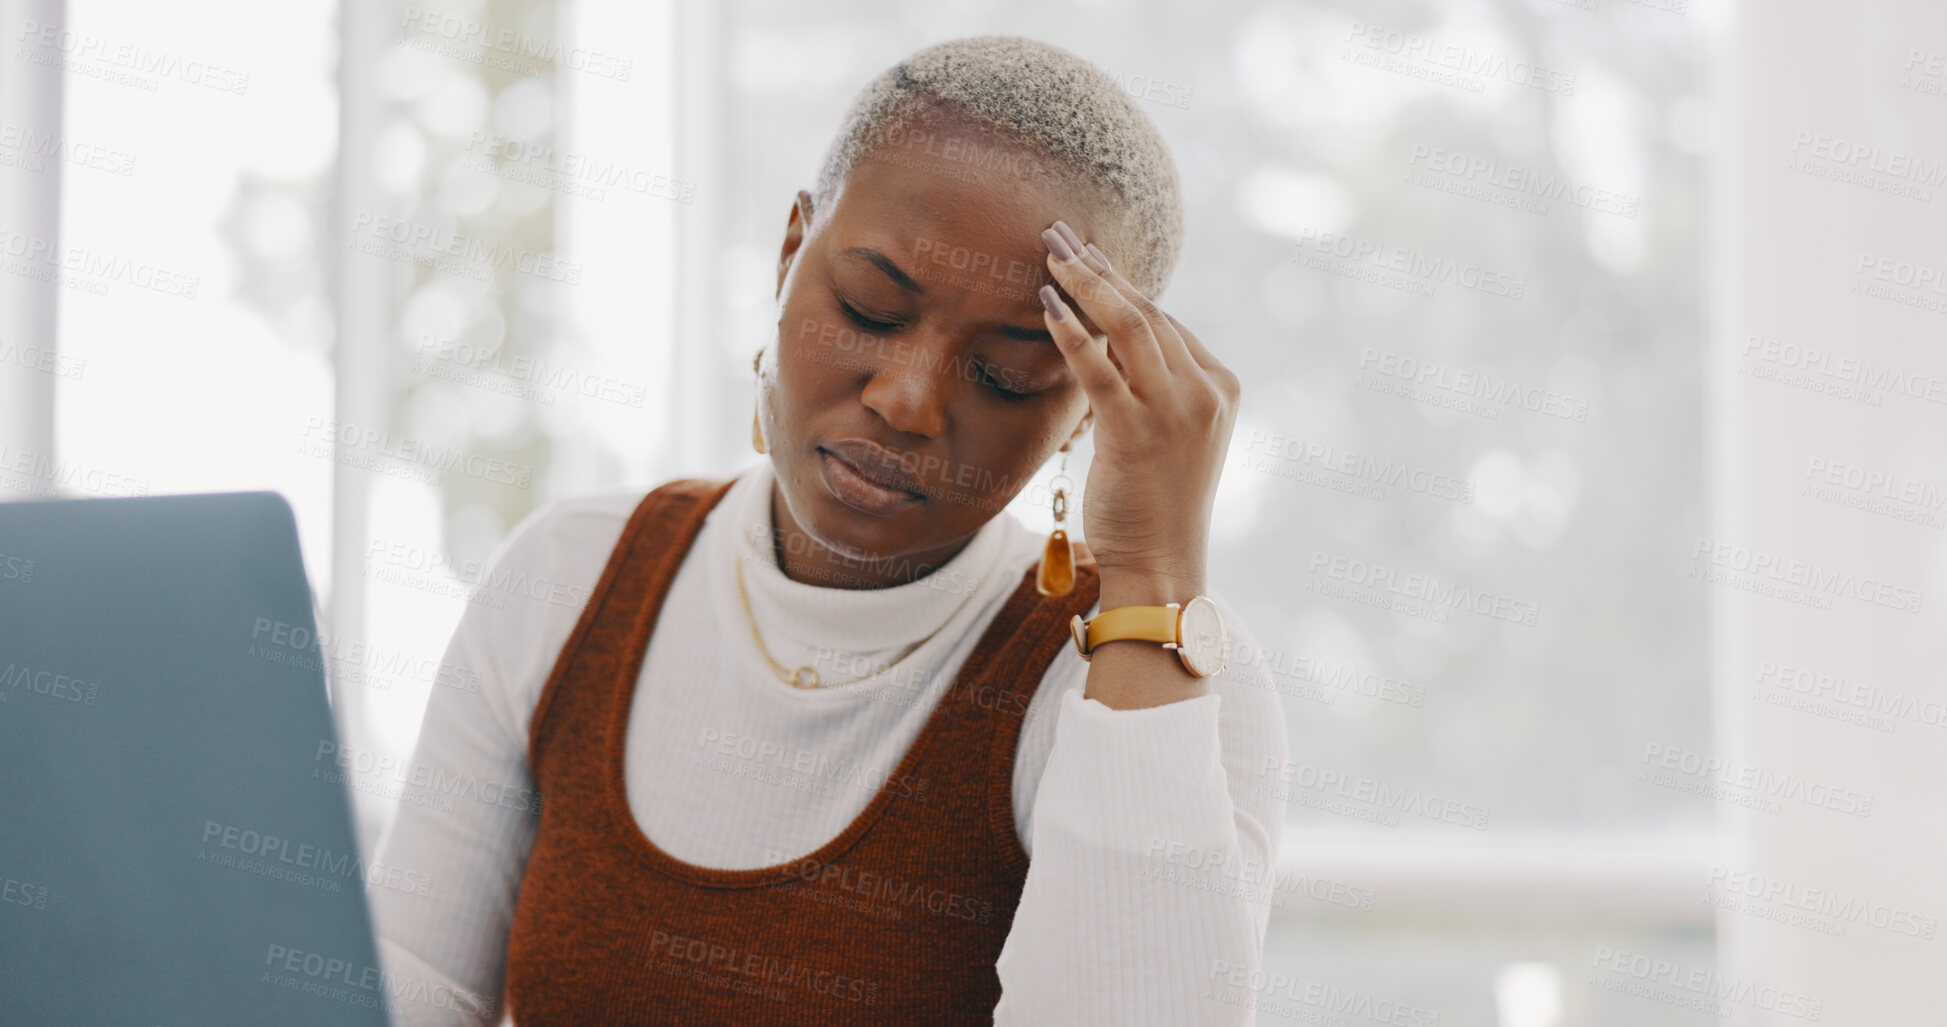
[751,348,767,454]
[1035,448,1076,597]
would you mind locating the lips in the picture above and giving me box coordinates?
[820,438,927,496]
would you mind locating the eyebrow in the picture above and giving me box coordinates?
[839,245,1057,343]
[839,247,923,293]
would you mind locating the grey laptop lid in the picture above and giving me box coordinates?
[0,492,393,1027]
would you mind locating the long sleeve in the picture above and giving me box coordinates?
[996,597,1288,1026]
[360,462,1287,1023]
[364,497,631,1027]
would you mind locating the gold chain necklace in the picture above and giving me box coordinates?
[733,554,952,689]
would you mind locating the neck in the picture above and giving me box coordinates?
[768,481,976,589]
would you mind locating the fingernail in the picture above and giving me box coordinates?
[1039,284,1066,321]
[1085,243,1112,270]
[1041,227,1076,263]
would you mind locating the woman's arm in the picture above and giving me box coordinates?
[995,222,1283,1021]
[365,499,628,1027]
[366,621,537,1027]
[997,595,1288,1025]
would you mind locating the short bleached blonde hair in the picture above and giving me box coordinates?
[811,34,1185,299]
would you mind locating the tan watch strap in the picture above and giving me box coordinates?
[1079,604,1180,655]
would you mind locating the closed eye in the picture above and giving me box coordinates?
[839,300,903,333]
[981,364,1033,402]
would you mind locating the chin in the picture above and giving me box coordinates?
[774,451,923,562]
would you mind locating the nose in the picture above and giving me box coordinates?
[859,345,950,438]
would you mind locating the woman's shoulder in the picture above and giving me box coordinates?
[457,486,690,740]
[478,491,634,592]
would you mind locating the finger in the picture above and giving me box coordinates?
[1062,223,1233,413]
[1159,308,1242,404]
[1040,283,1132,411]
[1041,223,1170,392]
[1066,233,1196,378]
[1158,308,1217,372]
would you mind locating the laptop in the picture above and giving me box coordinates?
[0,491,394,1026]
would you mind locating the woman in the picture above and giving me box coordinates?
[371,34,1287,1026]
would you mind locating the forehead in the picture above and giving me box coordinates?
[825,121,1107,272]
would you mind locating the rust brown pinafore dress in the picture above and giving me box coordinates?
[501,477,1100,1024]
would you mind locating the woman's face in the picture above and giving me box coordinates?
[761,119,1110,576]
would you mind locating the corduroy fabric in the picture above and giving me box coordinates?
[502,477,1100,1025]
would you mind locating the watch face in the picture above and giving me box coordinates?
[1176,596,1229,678]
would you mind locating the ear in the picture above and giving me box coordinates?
[776,189,814,302]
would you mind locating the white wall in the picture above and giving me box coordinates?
[1710,1,1947,1019]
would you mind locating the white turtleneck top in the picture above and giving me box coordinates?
[367,460,1287,1025]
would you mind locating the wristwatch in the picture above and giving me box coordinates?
[1069,595,1230,678]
